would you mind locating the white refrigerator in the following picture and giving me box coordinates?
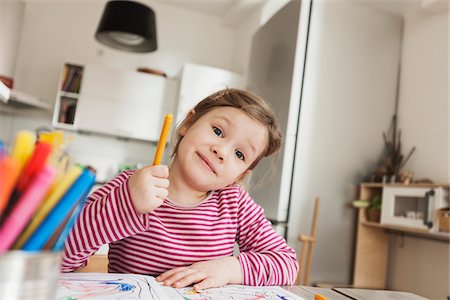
[246,0,309,237]
[175,62,245,125]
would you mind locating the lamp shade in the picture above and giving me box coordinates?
[95,0,157,53]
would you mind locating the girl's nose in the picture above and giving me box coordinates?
[211,145,225,161]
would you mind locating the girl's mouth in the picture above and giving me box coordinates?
[196,152,216,174]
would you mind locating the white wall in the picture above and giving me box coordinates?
[0,1,25,78]
[398,8,449,183]
[288,0,402,284]
[387,8,449,299]
[231,7,262,75]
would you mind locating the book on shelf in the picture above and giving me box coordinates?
[60,67,69,91]
[58,98,77,124]
[62,66,83,93]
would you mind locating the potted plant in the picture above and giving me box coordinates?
[366,195,382,222]
[371,114,416,183]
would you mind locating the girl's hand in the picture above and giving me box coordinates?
[156,257,242,291]
[128,165,169,214]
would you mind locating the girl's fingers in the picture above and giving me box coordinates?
[154,177,169,188]
[155,186,168,199]
[163,268,197,286]
[156,267,186,282]
[193,278,216,291]
[151,165,169,178]
[172,270,207,288]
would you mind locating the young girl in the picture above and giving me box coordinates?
[61,88,299,290]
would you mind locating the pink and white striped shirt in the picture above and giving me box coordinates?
[61,170,299,286]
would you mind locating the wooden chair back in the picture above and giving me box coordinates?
[295,197,320,286]
[76,254,109,273]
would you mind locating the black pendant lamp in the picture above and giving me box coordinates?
[95,0,157,53]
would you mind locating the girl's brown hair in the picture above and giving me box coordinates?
[171,88,283,170]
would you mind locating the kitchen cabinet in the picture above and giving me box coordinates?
[53,62,177,142]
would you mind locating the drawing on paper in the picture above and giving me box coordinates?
[56,273,305,300]
[177,285,303,300]
[57,273,172,300]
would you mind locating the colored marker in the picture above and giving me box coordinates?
[11,130,35,171]
[0,165,56,253]
[153,113,173,165]
[0,156,20,216]
[39,130,64,148]
[22,168,96,251]
[52,188,90,251]
[0,140,5,158]
[2,141,53,219]
[15,141,53,192]
[13,164,83,248]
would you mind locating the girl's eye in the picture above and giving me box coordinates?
[213,126,223,137]
[235,150,245,161]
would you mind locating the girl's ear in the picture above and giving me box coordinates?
[179,109,196,136]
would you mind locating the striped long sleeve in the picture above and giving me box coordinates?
[61,171,148,271]
[236,188,299,285]
[61,170,299,286]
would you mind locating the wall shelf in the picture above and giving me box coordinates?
[361,220,449,242]
[361,182,449,189]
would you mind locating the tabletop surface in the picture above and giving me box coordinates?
[284,286,429,300]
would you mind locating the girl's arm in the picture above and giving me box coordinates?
[236,188,299,286]
[60,170,149,272]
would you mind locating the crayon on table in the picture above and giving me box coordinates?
[315,293,329,300]
[153,113,173,165]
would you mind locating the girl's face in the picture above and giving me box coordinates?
[173,106,268,192]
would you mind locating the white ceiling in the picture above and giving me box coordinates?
[157,0,239,17]
[155,0,266,27]
[157,0,447,19]
[356,0,421,15]
[18,0,448,18]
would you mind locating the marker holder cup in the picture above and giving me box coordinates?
[0,251,62,300]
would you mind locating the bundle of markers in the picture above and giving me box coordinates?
[0,130,96,254]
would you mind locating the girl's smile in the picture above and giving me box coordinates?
[196,151,216,174]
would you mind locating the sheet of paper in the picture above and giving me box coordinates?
[178,285,305,300]
[57,273,306,300]
[57,273,181,300]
